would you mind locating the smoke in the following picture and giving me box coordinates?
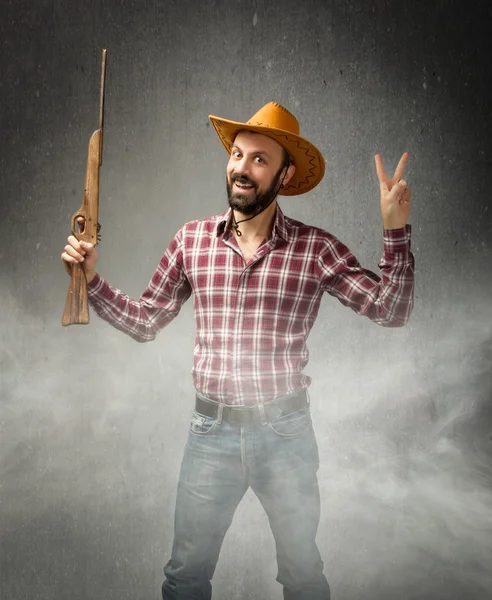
[2,0,492,598]
[308,299,492,599]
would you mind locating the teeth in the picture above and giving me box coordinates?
[235,182,253,188]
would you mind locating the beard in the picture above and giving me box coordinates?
[226,164,285,217]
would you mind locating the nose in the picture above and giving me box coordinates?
[232,156,252,179]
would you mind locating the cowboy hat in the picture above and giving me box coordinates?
[208,101,325,196]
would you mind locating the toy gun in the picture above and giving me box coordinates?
[62,48,107,326]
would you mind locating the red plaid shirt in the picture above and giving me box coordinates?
[88,206,414,405]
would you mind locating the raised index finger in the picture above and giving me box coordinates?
[392,152,410,182]
[374,154,389,183]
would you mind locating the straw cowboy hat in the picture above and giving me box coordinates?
[209,102,325,196]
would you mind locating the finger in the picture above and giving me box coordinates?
[76,217,85,231]
[80,241,93,252]
[61,252,80,264]
[389,179,408,203]
[399,187,411,205]
[64,244,85,262]
[67,235,86,254]
[392,152,409,183]
[375,154,389,183]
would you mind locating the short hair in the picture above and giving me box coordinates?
[281,147,292,168]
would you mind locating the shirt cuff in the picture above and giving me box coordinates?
[87,272,103,296]
[383,224,412,254]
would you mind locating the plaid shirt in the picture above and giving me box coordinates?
[88,206,414,405]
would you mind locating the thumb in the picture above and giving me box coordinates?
[390,179,407,201]
[80,241,94,251]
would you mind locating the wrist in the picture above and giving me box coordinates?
[85,270,97,285]
[383,220,407,230]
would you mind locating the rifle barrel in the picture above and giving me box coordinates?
[99,48,107,160]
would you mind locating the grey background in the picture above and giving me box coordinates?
[1,1,491,599]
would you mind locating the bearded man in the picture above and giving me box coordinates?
[62,102,414,600]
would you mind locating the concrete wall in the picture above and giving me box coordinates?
[1,1,491,598]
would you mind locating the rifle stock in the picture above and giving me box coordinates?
[62,262,89,325]
[62,49,106,326]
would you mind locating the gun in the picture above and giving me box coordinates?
[62,48,107,326]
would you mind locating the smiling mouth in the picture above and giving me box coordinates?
[234,182,254,190]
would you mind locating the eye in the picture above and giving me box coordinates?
[232,150,242,159]
[255,156,264,164]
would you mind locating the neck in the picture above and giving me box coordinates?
[232,200,278,242]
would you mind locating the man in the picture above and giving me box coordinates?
[62,101,414,599]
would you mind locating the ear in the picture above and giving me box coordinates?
[282,163,296,187]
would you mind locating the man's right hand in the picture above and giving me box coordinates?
[61,219,98,284]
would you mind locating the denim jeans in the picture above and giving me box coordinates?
[162,397,330,599]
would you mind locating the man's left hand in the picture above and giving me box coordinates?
[375,152,411,230]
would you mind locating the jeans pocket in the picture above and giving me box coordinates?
[189,410,218,435]
[268,406,313,437]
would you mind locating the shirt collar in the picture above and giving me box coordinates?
[216,209,231,237]
[274,205,290,242]
[216,205,290,242]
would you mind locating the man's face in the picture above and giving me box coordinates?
[226,131,288,216]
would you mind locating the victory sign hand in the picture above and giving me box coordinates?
[375,152,411,230]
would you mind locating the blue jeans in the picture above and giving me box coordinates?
[162,397,330,599]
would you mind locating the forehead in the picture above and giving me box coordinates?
[232,130,284,158]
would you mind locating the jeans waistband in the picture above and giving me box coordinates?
[194,388,309,425]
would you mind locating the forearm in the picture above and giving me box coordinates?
[86,226,192,341]
[361,226,414,327]
[85,269,97,285]
[321,226,415,327]
[87,273,178,342]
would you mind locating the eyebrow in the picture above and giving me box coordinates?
[231,144,273,160]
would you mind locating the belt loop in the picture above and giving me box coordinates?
[216,402,224,425]
[257,402,267,425]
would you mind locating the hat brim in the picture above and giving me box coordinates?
[208,116,325,196]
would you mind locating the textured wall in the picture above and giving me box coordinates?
[1,1,491,599]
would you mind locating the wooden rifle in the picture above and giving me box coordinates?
[62,49,107,326]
